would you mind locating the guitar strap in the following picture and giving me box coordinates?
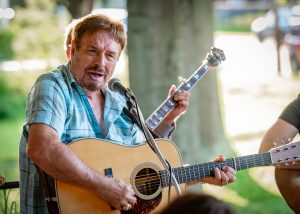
[122,104,157,152]
[35,167,60,214]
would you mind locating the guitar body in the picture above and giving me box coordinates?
[275,168,300,213]
[55,138,186,214]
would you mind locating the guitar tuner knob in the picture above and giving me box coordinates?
[285,163,290,166]
[292,161,296,165]
[272,142,278,146]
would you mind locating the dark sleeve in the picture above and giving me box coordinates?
[279,94,300,131]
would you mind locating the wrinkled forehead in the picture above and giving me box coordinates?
[79,30,122,53]
[77,29,121,48]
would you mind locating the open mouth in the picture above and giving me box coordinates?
[88,72,105,81]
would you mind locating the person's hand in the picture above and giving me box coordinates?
[98,177,137,211]
[164,84,191,123]
[201,154,236,186]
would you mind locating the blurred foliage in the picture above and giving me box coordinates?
[10,0,26,7]
[0,71,43,120]
[0,29,14,60]
[0,74,26,120]
[9,0,69,61]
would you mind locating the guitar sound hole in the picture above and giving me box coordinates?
[135,168,160,195]
[131,164,162,200]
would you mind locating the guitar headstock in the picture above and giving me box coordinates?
[270,141,300,165]
[205,47,226,67]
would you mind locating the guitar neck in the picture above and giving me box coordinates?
[159,152,271,187]
[146,62,211,132]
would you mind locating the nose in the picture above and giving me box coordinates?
[96,53,106,67]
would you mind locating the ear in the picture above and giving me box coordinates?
[70,40,76,57]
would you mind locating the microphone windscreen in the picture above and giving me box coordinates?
[108,78,121,91]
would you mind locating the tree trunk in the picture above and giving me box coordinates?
[59,0,94,18]
[127,0,231,165]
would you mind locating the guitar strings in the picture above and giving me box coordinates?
[122,154,272,191]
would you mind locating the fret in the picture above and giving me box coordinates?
[182,167,187,183]
[237,156,241,171]
[249,155,254,167]
[208,162,215,177]
[203,162,209,178]
[193,165,197,181]
[190,166,194,181]
[200,163,205,180]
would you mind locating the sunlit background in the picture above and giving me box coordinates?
[1,0,300,213]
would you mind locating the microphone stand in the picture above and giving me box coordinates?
[124,91,182,196]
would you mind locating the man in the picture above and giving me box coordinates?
[19,13,236,213]
[259,95,300,213]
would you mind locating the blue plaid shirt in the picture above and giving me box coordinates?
[19,62,174,213]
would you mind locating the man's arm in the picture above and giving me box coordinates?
[259,119,300,169]
[27,123,136,210]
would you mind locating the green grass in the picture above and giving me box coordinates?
[0,119,24,181]
[227,171,293,214]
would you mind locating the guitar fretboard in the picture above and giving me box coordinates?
[159,152,271,187]
[146,62,211,132]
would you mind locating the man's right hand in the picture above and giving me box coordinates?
[98,177,137,211]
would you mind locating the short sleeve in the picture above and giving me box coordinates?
[279,94,300,131]
[26,74,67,137]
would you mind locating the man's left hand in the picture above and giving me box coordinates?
[164,85,191,124]
[201,154,236,186]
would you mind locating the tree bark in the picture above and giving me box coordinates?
[127,0,231,164]
[58,0,94,18]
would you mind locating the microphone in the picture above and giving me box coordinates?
[108,78,135,100]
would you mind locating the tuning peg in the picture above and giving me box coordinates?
[288,138,292,143]
[280,140,286,145]
[178,76,187,83]
[272,141,278,147]
[285,163,290,166]
[292,161,297,165]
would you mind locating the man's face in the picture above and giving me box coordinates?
[70,30,121,93]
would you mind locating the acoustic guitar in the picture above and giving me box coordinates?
[55,139,300,214]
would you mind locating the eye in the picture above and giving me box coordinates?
[86,48,98,55]
[106,53,117,61]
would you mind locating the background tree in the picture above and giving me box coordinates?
[127,0,232,165]
[57,0,94,18]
